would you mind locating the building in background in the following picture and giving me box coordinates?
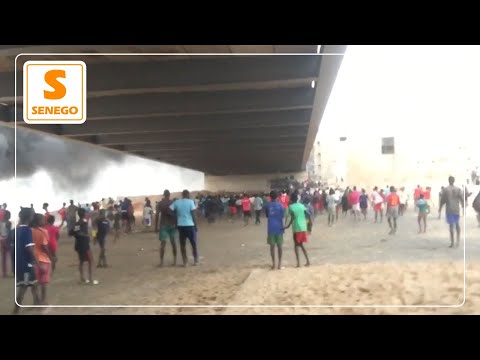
[317,131,476,192]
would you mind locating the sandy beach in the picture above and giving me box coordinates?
[1,209,478,315]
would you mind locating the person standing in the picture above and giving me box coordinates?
[416,194,429,233]
[66,200,78,235]
[348,186,361,221]
[439,176,464,248]
[13,208,40,314]
[265,191,285,270]
[158,190,178,267]
[371,186,384,223]
[170,190,199,266]
[386,186,400,235]
[359,189,369,221]
[253,194,263,225]
[284,193,311,268]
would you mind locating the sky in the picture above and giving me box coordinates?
[319,45,480,146]
[317,45,480,182]
[2,45,480,211]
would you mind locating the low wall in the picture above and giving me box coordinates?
[205,172,309,193]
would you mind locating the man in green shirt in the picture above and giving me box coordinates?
[284,193,311,268]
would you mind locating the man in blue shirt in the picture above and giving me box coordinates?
[170,190,199,266]
[14,207,40,314]
[265,191,285,270]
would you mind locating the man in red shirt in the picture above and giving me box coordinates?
[348,186,361,221]
[386,186,400,235]
[241,194,252,226]
[44,215,60,272]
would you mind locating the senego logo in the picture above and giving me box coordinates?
[23,60,87,124]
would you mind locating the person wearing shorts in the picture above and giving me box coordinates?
[44,215,59,272]
[439,176,464,248]
[158,190,178,267]
[348,186,361,222]
[285,193,311,268]
[241,195,252,226]
[228,196,237,223]
[386,186,400,235]
[416,193,429,233]
[14,208,40,314]
[71,208,98,285]
[265,191,285,270]
[371,187,384,223]
[95,210,110,268]
[326,188,337,226]
[30,213,54,305]
[359,189,369,221]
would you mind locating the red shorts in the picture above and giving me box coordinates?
[229,206,237,215]
[314,203,320,210]
[374,203,383,212]
[35,262,51,284]
[294,232,308,244]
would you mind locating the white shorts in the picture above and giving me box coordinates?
[144,216,152,226]
[352,203,360,212]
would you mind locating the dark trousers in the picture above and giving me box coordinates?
[255,210,261,224]
[0,239,12,276]
[178,226,198,262]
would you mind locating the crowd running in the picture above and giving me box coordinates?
[0,175,475,314]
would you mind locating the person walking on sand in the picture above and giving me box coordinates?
[70,208,99,285]
[386,186,400,235]
[284,193,311,268]
[265,191,285,270]
[158,190,178,267]
[371,186,384,223]
[170,190,199,266]
[326,188,337,227]
[439,176,464,248]
[359,189,369,221]
[416,193,429,233]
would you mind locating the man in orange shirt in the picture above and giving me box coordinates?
[386,186,400,235]
[31,213,55,305]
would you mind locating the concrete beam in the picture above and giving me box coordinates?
[22,109,311,136]
[133,145,304,157]
[121,142,306,152]
[302,45,348,167]
[24,87,312,120]
[1,55,321,101]
[74,128,308,146]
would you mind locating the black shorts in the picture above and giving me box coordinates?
[16,267,37,287]
[121,212,128,221]
[75,239,91,262]
[77,249,92,262]
[178,226,195,244]
[243,211,251,218]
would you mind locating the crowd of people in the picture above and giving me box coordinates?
[0,175,475,314]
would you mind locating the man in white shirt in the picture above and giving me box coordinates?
[371,186,384,223]
[398,187,406,216]
[253,195,264,225]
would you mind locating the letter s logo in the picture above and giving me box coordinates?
[44,70,66,100]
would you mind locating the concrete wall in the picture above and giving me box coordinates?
[205,171,309,193]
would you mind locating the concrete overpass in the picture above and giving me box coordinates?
[0,45,346,176]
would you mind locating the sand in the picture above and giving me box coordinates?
[0,210,479,315]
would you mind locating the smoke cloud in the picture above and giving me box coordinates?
[0,125,125,191]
